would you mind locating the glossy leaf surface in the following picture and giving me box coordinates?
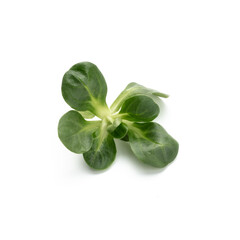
[58,111,100,153]
[128,122,179,168]
[62,62,109,117]
[119,95,160,122]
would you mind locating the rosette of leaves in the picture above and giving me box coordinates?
[58,62,179,170]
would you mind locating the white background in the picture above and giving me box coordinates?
[0,0,240,239]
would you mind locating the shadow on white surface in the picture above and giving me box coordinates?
[155,98,168,120]
[76,155,117,175]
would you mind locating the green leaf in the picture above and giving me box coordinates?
[107,118,128,139]
[78,111,95,119]
[62,62,110,118]
[120,134,129,142]
[110,82,168,113]
[59,62,178,172]
[83,120,116,169]
[119,95,160,122]
[128,122,179,168]
[58,111,100,153]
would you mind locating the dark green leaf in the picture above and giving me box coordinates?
[58,111,100,153]
[107,118,128,139]
[120,134,129,142]
[128,122,179,168]
[83,121,116,169]
[119,95,160,122]
[111,82,168,113]
[62,62,110,118]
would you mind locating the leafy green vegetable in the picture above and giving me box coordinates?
[58,110,100,153]
[127,122,179,168]
[119,95,160,122]
[83,120,116,169]
[110,82,169,113]
[58,62,179,170]
[61,62,110,118]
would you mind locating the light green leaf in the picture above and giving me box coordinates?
[78,111,95,119]
[119,95,160,122]
[128,122,179,168]
[62,62,110,118]
[58,111,100,153]
[110,82,168,113]
[83,120,116,169]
